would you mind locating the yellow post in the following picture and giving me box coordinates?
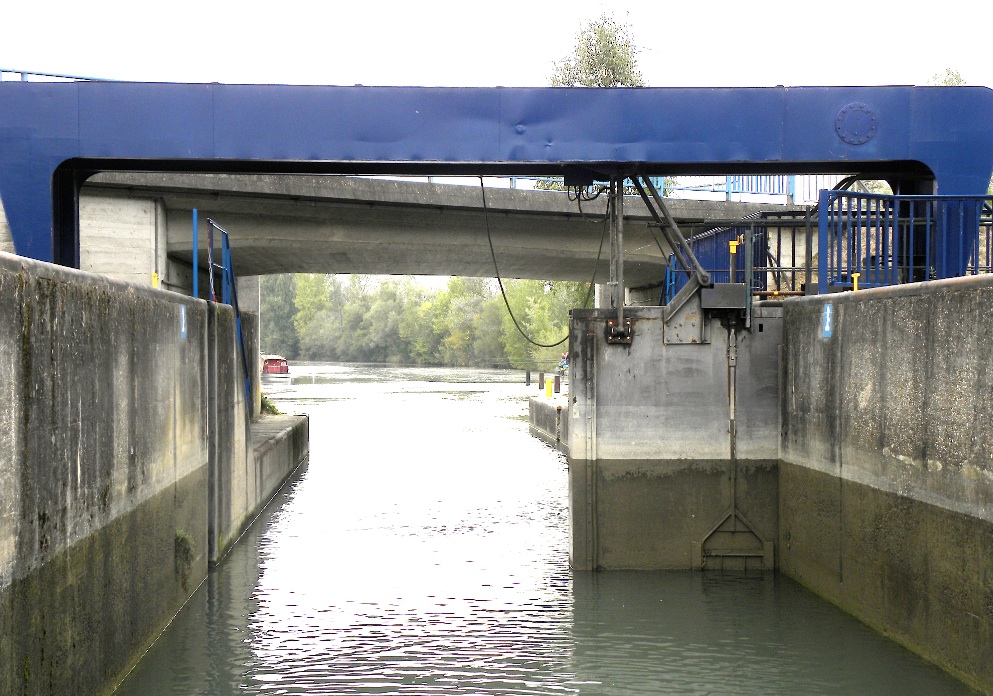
[151,272,159,288]
[729,240,739,282]
[545,379,553,398]
[852,272,861,292]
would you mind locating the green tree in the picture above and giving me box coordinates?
[362,279,424,363]
[293,274,330,336]
[929,68,965,86]
[400,296,446,364]
[543,16,677,194]
[260,274,299,358]
[497,280,592,369]
[435,277,492,366]
[551,14,645,88]
[473,295,509,367]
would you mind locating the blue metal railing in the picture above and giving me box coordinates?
[369,174,838,203]
[664,213,787,304]
[661,189,993,304]
[193,209,252,407]
[817,191,992,293]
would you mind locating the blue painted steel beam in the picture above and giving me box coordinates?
[0,83,992,266]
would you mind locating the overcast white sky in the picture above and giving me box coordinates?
[3,1,993,89]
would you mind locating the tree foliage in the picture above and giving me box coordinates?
[259,274,593,370]
[551,14,645,88]
[260,274,299,358]
[929,68,965,86]
[542,15,678,195]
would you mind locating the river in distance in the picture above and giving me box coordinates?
[114,363,977,695]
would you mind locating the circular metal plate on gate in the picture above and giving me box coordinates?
[835,103,877,145]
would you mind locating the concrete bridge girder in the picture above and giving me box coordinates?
[73,172,799,291]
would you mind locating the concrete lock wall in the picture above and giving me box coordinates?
[781,276,993,694]
[567,306,782,571]
[0,251,304,696]
[207,306,302,564]
[0,252,210,696]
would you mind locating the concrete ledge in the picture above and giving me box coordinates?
[212,414,309,564]
[528,396,569,455]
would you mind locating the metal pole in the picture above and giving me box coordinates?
[222,233,231,305]
[207,221,216,302]
[608,179,618,310]
[728,323,738,532]
[805,206,814,294]
[192,208,199,299]
[612,177,624,331]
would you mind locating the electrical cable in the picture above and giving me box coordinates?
[480,177,607,348]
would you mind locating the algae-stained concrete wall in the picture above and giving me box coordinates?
[0,250,299,695]
[207,307,299,564]
[568,306,782,571]
[0,252,209,696]
[781,277,993,694]
[208,304,250,564]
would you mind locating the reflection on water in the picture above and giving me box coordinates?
[115,364,976,695]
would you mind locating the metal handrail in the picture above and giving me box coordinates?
[817,190,993,293]
[193,212,252,407]
[1,68,110,82]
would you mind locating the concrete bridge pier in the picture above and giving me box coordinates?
[565,302,782,571]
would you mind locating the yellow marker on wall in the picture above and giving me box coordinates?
[151,272,159,288]
[852,272,860,292]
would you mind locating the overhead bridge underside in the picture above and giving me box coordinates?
[82,172,790,285]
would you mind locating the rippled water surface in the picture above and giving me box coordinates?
[115,364,976,695]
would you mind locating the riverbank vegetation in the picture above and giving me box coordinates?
[260,274,591,369]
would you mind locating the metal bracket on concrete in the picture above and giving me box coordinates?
[663,292,709,345]
[632,176,715,345]
[605,317,634,344]
[700,283,747,310]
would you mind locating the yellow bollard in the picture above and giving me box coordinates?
[852,272,860,292]
[545,379,553,398]
[151,272,159,288]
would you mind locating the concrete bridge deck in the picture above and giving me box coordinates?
[77,172,792,290]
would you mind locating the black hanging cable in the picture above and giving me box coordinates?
[480,177,607,348]
[578,196,610,309]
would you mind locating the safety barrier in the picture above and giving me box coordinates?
[193,209,251,406]
[662,190,993,303]
[817,191,993,293]
[664,210,814,304]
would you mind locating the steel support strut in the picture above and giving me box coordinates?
[606,176,633,344]
[630,176,712,323]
